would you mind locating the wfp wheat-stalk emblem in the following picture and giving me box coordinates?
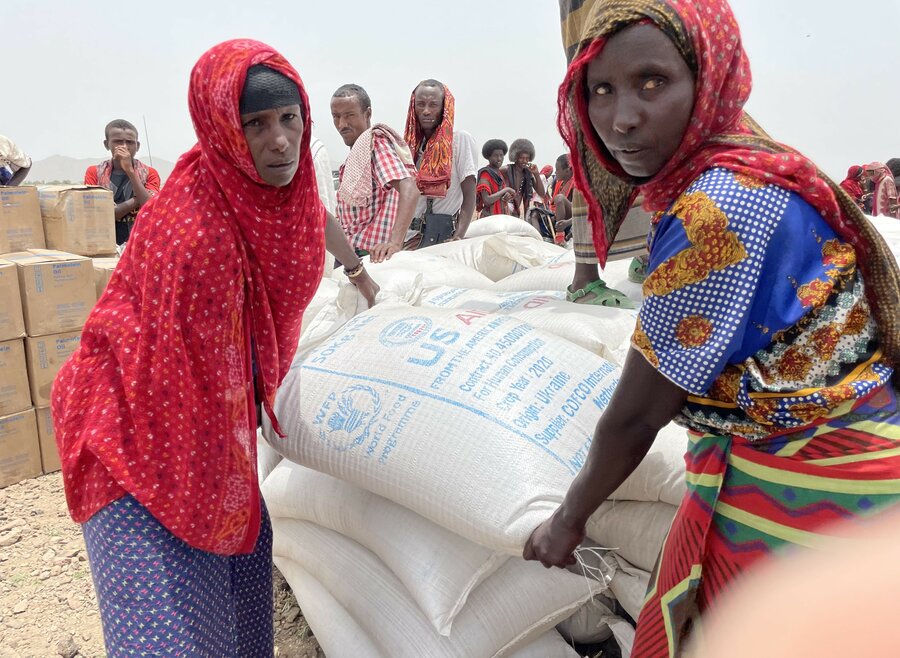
[314,385,382,452]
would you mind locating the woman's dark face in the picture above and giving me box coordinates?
[586,24,695,179]
[241,104,303,187]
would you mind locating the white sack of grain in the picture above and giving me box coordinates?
[423,233,565,282]
[267,302,686,553]
[272,520,600,658]
[465,215,542,241]
[262,460,506,635]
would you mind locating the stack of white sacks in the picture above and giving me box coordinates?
[259,216,682,658]
[258,213,900,657]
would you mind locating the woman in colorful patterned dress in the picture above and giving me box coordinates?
[51,40,376,656]
[523,1,900,656]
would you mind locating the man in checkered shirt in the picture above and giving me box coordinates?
[331,84,419,264]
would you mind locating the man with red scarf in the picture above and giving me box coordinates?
[84,119,161,245]
[403,79,479,248]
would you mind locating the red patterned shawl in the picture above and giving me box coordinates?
[51,39,326,554]
[404,83,455,197]
[840,165,864,201]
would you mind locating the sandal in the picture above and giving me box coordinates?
[628,256,648,284]
[566,278,635,308]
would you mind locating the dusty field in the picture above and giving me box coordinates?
[0,473,322,658]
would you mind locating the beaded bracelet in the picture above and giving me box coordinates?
[345,262,365,279]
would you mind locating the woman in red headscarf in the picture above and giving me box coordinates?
[865,161,900,219]
[51,40,376,656]
[839,164,866,210]
[524,1,900,656]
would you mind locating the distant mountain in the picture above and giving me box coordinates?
[25,155,176,185]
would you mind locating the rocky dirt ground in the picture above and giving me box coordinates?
[0,473,322,658]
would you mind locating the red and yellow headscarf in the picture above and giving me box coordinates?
[404,81,455,198]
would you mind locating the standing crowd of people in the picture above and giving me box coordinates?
[840,159,900,219]
[1,0,899,656]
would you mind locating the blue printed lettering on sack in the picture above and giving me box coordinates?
[378,399,421,464]
[493,291,562,311]
[405,327,460,367]
[311,382,424,465]
[560,363,619,418]
[465,336,544,401]
[304,358,584,475]
[304,311,624,473]
[366,393,406,459]
[306,315,377,367]
[569,434,594,471]
[424,287,468,307]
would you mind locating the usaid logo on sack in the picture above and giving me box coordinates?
[379,317,433,347]
[315,385,382,452]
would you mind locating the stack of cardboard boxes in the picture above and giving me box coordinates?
[0,185,118,488]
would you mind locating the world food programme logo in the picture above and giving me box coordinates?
[318,385,381,452]
[379,317,432,347]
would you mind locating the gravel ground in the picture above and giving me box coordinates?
[0,472,322,658]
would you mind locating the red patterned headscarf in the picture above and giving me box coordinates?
[183,40,325,425]
[840,165,865,200]
[52,39,325,554]
[866,162,900,219]
[404,81,455,197]
[558,0,900,367]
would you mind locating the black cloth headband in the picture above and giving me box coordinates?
[239,64,302,115]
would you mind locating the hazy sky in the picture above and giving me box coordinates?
[4,1,898,181]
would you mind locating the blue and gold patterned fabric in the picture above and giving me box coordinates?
[633,168,894,439]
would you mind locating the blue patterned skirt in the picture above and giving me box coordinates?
[82,495,273,657]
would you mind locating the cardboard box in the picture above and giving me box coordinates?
[35,406,60,474]
[92,256,119,299]
[0,186,45,253]
[0,259,26,341]
[39,185,116,256]
[25,331,81,407]
[5,249,95,336]
[0,339,31,416]
[0,408,41,488]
